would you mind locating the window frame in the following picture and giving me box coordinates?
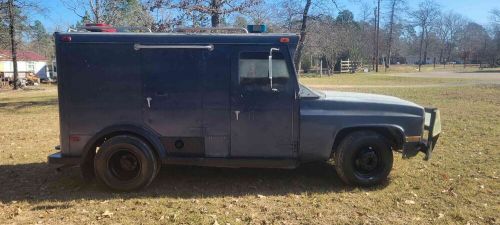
[237,51,291,86]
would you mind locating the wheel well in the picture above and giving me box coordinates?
[331,127,404,155]
[81,131,161,172]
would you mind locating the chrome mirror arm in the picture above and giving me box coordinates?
[269,48,280,92]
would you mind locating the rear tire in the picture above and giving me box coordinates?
[334,131,393,186]
[94,135,158,191]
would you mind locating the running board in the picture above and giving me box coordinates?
[162,157,299,169]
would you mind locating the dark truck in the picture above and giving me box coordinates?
[48,28,441,191]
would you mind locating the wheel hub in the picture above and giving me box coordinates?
[119,155,138,171]
[355,147,379,173]
[109,150,141,181]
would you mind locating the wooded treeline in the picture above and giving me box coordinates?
[1,0,500,75]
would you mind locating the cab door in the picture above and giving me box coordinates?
[230,46,299,158]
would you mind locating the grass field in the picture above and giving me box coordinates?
[0,73,499,224]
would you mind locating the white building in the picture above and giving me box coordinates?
[0,50,48,79]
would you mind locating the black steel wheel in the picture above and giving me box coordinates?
[94,135,159,191]
[334,131,393,186]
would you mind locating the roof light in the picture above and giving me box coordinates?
[84,23,117,32]
[86,23,107,27]
[60,35,72,42]
[247,25,267,33]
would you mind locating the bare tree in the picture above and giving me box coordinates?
[385,0,405,68]
[7,0,18,89]
[174,0,261,27]
[63,0,153,28]
[0,0,42,89]
[275,0,302,32]
[491,8,500,24]
[375,0,380,72]
[293,0,312,72]
[435,12,465,64]
[457,22,490,67]
[410,0,440,71]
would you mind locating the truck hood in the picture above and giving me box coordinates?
[321,91,421,108]
[299,85,424,116]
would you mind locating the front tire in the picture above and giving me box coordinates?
[94,135,158,191]
[334,131,393,186]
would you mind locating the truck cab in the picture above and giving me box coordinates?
[48,27,440,191]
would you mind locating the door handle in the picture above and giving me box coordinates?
[146,97,152,108]
[234,110,240,121]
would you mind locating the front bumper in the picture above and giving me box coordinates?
[403,108,441,160]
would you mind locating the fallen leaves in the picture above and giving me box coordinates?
[96,210,114,220]
[15,207,22,216]
[441,187,458,197]
[404,200,416,205]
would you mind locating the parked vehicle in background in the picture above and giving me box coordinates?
[45,60,57,82]
[48,24,441,191]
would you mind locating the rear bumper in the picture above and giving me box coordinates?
[403,108,441,160]
[48,152,81,165]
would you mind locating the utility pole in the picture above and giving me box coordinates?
[375,0,380,73]
[386,0,397,70]
[373,8,377,71]
[8,0,19,90]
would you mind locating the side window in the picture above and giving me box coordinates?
[238,52,290,88]
[27,61,35,72]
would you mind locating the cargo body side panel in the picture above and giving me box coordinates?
[57,41,143,156]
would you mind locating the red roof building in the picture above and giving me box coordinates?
[0,50,47,61]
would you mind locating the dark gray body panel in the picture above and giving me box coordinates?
[52,32,428,168]
[298,89,424,162]
[54,32,301,163]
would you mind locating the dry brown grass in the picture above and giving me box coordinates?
[0,75,499,224]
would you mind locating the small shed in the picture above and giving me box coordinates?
[0,50,48,79]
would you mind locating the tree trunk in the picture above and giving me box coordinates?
[372,8,377,71]
[375,0,380,72]
[293,0,312,72]
[94,0,100,23]
[439,47,443,64]
[8,0,19,90]
[423,34,429,66]
[211,13,221,27]
[418,25,425,72]
[210,0,221,27]
[386,0,397,69]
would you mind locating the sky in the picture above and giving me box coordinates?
[33,0,500,32]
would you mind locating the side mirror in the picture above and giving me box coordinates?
[269,48,280,92]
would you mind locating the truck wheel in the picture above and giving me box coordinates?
[94,135,158,191]
[334,131,393,186]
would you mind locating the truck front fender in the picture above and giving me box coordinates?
[299,120,406,162]
[332,124,406,154]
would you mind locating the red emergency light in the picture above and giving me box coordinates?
[85,23,117,32]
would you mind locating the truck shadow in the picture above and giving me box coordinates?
[0,162,389,203]
[0,98,58,112]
